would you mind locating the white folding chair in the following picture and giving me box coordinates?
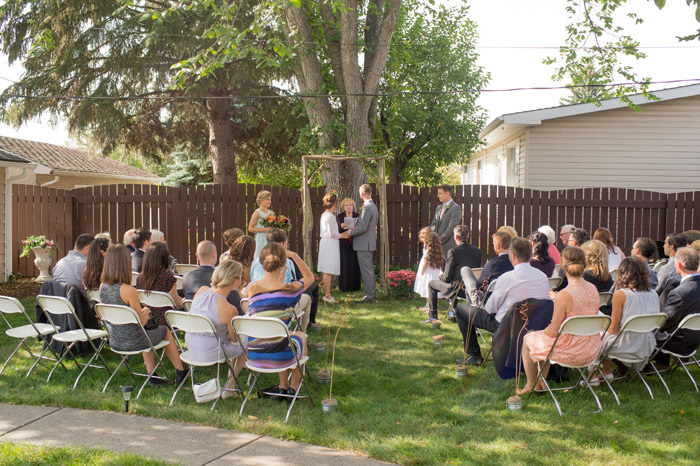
[36,295,112,389]
[609,270,618,282]
[175,264,198,276]
[592,313,667,404]
[131,272,139,286]
[240,298,249,314]
[0,296,60,377]
[548,277,563,291]
[232,315,312,423]
[652,259,668,273]
[175,275,184,292]
[138,290,178,310]
[165,310,237,410]
[534,315,611,416]
[598,292,613,308]
[554,264,562,277]
[182,300,193,312]
[476,279,498,308]
[95,303,171,398]
[647,313,700,393]
[471,268,483,281]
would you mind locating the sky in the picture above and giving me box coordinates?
[1,0,699,146]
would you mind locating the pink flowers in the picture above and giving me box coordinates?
[385,269,416,300]
[20,235,56,258]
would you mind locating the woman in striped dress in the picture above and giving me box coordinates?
[247,242,314,398]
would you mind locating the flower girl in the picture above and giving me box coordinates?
[414,227,445,310]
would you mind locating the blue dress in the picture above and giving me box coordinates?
[253,208,273,260]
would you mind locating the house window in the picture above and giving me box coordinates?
[506,146,518,187]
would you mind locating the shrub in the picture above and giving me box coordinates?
[385,269,417,300]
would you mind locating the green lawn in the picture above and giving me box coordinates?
[1,295,699,466]
[0,442,171,465]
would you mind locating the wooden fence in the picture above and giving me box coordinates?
[12,183,700,277]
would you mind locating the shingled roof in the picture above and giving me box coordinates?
[0,135,159,179]
[0,148,33,165]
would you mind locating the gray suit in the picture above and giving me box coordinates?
[430,200,462,257]
[349,199,378,299]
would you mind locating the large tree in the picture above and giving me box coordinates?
[0,0,302,183]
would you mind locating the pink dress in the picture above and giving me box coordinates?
[523,281,601,366]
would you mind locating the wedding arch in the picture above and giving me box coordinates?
[301,155,389,291]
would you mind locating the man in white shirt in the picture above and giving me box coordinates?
[454,237,549,366]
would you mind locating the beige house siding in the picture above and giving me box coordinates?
[0,167,5,281]
[525,95,700,192]
[464,132,525,187]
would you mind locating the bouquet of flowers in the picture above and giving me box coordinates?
[261,214,292,232]
[385,269,417,300]
[21,235,56,258]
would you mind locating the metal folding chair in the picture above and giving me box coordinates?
[232,315,313,423]
[476,279,498,308]
[548,277,563,290]
[652,259,668,273]
[598,292,613,308]
[592,313,667,404]
[131,272,139,286]
[609,270,618,282]
[138,290,178,310]
[647,313,700,393]
[36,295,112,389]
[534,315,611,416]
[175,264,198,276]
[175,276,184,293]
[182,300,193,312]
[165,310,238,410]
[95,303,172,398]
[86,289,101,303]
[0,296,60,377]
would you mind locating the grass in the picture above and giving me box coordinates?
[0,442,171,465]
[1,295,699,465]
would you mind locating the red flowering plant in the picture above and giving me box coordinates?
[385,269,417,300]
[261,214,291,232]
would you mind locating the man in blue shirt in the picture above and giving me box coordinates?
[52,234,94,292]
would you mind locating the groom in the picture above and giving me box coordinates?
[431,184,462,258]
[341,184,378,303]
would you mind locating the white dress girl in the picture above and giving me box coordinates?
[414,246,442,299]
[318,211,341,275]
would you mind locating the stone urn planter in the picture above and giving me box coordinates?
[32,247,53,283]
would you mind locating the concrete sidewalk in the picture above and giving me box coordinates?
[0,403,394,466]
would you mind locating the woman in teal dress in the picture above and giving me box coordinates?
[248,190,273,260]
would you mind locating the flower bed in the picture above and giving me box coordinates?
[385,269,416,300]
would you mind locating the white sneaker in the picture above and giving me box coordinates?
[322,296,336,304]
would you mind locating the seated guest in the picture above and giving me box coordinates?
[594,227,625,271]
[581,240,614,291]
[82,237,110,292]
[247,243,312,398]
[151,229,178,273]
[182,241,217,300]
[52,233,94,292]
[462,231,513,305]
[498,225,518,239]
[517,246,601,394]
[559,224,576,249]
[219,228,244,263]
[538,225,561,264]
[691,241,700,271]
[250,229,296,284]
[456,237,549,366]
[655,247,700,366]
[131,227,151,273]
[596,257,659,381]
[567,228,589,247]
[683,229,700,244]
[186,260,247,399]
[229,235,255,289]
[95,232,112,244]
[529,231,555,277]
[137,242,184,325]
[631,237,659,288]
[101,244,186,386]
[123,229,136,253]
[656,233,687,294]
[424,225,481,323]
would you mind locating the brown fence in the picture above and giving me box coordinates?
[12,183,700,277]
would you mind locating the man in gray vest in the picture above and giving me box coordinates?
[430,184,462,258]
[341,183,378,303]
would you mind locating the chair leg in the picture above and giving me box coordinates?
[47,342,75,382]
[649,362,671,395]
[169,366,191,407]
[285,377,303,423]
[137,356,166,400]
[239,372,259,417]
[102,356,128,393]
[0,341,24,375]
[26,344,53,378]
[598,367,620,406]
[73,340,109,390]
[677,358,699,392]
[537,366,563,416]
[577,368,604,413]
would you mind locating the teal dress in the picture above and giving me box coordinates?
[253,208,273,260]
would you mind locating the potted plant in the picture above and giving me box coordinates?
[322,318,345,413]
[432,334,444,348]
[385,269,417,301]
[20,235,56,283]
[317,327,331,384]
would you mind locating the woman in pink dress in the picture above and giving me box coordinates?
[517,246,602,395]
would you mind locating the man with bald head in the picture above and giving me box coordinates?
[182,240,218,299]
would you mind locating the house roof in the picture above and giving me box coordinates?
[0,135,160,180]
[481,83,700,138]
[0,148,34,165]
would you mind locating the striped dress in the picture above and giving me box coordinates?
[246,281,305,370]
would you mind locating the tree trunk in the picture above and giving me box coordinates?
[388,155,407,185]
[206,97,237,183]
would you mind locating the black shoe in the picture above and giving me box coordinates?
[148,376,166,387]
[285,387,297,403]
[259,385,286,401]
[175,369,188,385]
[455,355,483,366]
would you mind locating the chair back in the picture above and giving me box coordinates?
[559,315,611,337]
[652,259,667,273]
[0,295,25,315]
[598,292,613,307]
[554,264,562,276]
[36,295,76,316]
[95,303,140,326]
[609,269,618,281]
[166,310,215,335]
[232,316,289,340]
[87,289,101,303]
[175,264,198,276]
[678,313,700,331]
[619,313,667,334]
[175,275,184,291]
[131,272,139,286]
[138,290,177,309]
[182,299,193,312]
[548,277,562,290]
[470,268,483,280]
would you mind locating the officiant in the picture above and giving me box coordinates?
[337,197,362,292]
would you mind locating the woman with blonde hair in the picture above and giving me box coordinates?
[318,192,341,303]
[248,190,274,260]
[186,260,248,399]
[581,239,615,292]
[498,225,518,239]
[337,197,361,291]
[593,227,625,271]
